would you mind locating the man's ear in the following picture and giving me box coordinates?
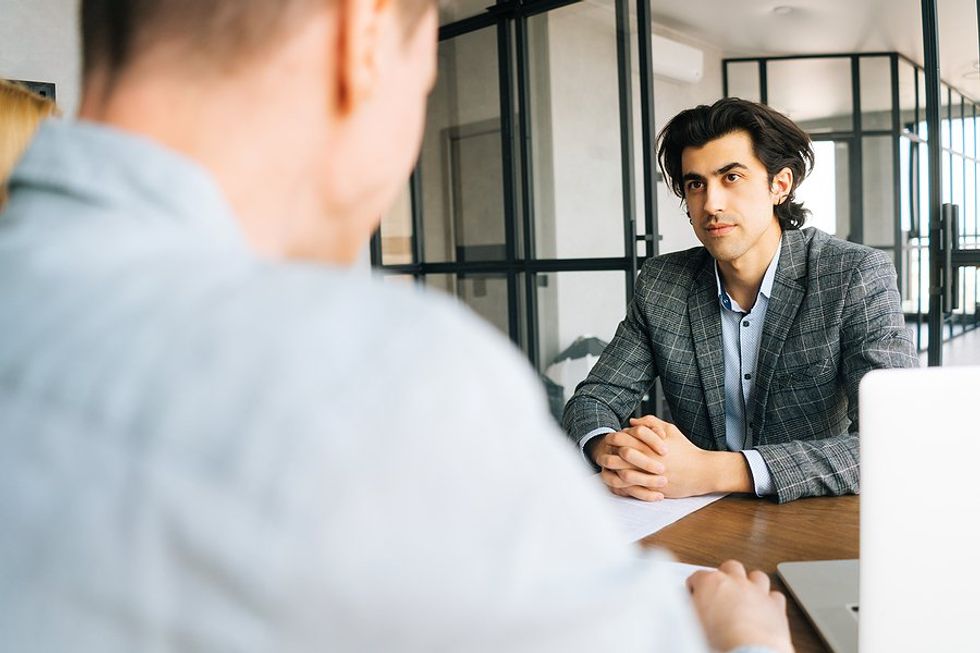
[336,0,390,116]
[771,166,794,204]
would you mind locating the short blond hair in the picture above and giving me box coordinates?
[0,80,58,209]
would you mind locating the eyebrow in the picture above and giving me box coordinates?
[715,162,749,176]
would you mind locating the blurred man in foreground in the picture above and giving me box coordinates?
[0,1,791,651]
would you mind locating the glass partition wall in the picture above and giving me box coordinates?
[370,0,661,419]
[724,53,980,352]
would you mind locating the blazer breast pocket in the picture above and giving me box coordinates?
[771,358,838,390]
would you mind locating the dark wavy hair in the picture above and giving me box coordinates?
[656,97,814,230]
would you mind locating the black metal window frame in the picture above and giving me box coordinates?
[371,0,980,368]
[369,0,661,372]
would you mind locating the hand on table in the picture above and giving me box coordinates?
[687,560,795,653]
[591,414,715,500]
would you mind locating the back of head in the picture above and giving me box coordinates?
[81,0,320,84]
[0,80,58,209]
[657,97,814,231]
[81,0,434,84]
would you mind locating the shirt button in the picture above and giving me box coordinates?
[742,320,750,327]
[744,373,752,380]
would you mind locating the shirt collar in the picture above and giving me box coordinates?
[9,120,248,250]
[714,236,782,312]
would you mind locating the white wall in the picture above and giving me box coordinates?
[650,24,726,255]
[0,0,81,116]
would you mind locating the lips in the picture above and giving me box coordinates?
[705,223,736,236]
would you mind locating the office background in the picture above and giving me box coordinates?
[3,0,978,408]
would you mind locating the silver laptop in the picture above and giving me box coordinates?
[777,366,980,652]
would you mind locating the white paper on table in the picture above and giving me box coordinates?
[662,561,715,591]
[607,492,727,542]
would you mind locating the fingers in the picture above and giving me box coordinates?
[687,569,714,594]
[770,590,786,609]
[630,415,686,443]
[617,446,666,475]
[624,425,669,456]
[607,430,651,452]
[748,569,771,593]
[598,429,665,474]
[629,414,669,432]
[600,468,667,491]
[596,452,636,471]
[621,485,664,502]
[718,560,748,579]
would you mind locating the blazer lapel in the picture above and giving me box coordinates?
[687,255,728,450]
[748,229,808,445]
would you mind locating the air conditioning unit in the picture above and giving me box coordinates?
[651,34,703,84]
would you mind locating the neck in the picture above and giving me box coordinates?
[717,220,782,310]
[77,21,364,265]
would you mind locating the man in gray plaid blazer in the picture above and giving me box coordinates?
[563,99,917,504]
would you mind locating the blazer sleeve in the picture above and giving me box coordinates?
[561,267,661,450]
[756,248,918,503]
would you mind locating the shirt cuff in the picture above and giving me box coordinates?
[741,449,775,496]
[579,427,616,471]
[728,647,781,653]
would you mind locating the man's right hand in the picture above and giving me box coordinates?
[588,426,669,501]
[687,560,794,653]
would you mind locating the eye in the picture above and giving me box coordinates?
[724,172,742,183]
[685,180,704,193]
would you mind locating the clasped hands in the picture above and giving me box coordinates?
[590,414,714,501]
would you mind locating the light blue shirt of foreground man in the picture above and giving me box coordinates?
[0,1,792,652]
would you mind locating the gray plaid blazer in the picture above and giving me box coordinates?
[563,227,917,503]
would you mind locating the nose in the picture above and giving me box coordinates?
[702,181,726,217]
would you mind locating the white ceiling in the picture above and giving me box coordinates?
[651,0,980,103]
[438,0,980,123]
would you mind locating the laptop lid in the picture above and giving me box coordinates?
[859,366,980,651]
[777,559,858,653]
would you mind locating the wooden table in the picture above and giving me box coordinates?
[640,494,859,653]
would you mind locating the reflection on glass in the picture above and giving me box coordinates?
[832,142,851,237]
[951,92,964,153]
[768,58,852,133]
[966,104,976,159]
[941,84,951,150]
[527,3,625,259]
[537,271,626,408]
[899,135,918,234]
[419,28,504,264]
[918,139,930,237]
[862,137,895,247]
[425,273,511,338]
[380,184,413,265]
[942,151,952,205]
[726,61,760,103]
[897,59,917,131]
[918,69,928,140]
[952,153,965,215]
[796,140,838,235]
[860,57,892,130]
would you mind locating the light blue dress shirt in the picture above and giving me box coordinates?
[715,241,782,496]
[0,121,785,653]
